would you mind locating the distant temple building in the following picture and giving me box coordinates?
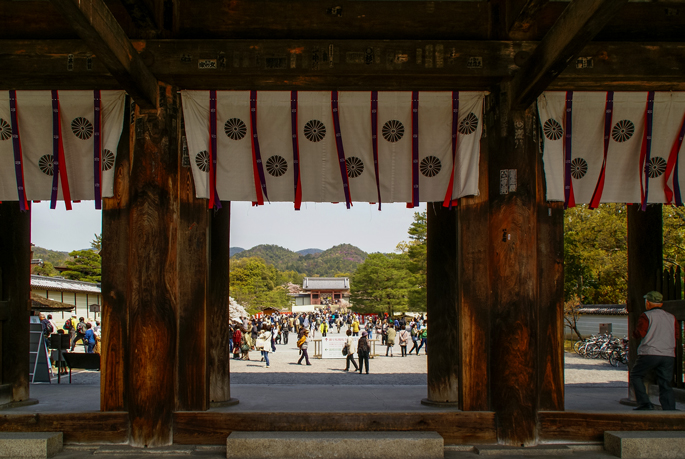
[291,277,350,311]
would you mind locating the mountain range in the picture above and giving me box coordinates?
[231,244,366,277]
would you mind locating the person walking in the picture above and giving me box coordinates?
[241,328,251,360]
[358,331,370,374]
[343,329,359,372]
[320,320,329,337]
[408,324,420,355]
[351,317,360,336]
[416,322,427,355]
[84,323,97,353]
[70,317,88,351]
[385,325,396,357]
[398,326,411,357]
[232,327,242,360]
[257,324,273,368]
[282,321,290,345]
[297,329,311,365]
[631,291,678,410]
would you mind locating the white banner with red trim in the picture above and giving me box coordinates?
[0,90,127,206]
[539,91,685,207]
[181,90,485,206]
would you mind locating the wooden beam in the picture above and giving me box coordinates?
[509,0,629,110]
[507,0,550,38]
[3,39,685,91]
[48,0,158,109]
[118,0,159,36]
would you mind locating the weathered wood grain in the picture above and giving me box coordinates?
[626,205,663,376]
[0,203,30,402]
[487,88,540,445]
[510,0,629,109]
[426,204,459,404]
[507,0,551,38]
[176,101,209,411]
[538,411,685,442]
[208,203,233,405]
[49,0,158,108]
[126,85,179,446]
[173,411,497,445]
[101,98,132,412]
[458,94,491,412]
[0,412,129,444]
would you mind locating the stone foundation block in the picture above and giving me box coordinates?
[605,431,685,458]
[226,431,443,459]
[0,432,63,458]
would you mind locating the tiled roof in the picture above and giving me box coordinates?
[302,277,350,290]
[31,275,101,294]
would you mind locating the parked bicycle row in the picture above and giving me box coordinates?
[572,334,629,367]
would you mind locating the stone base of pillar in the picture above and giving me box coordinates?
[420,398,460,408]
[210,398,240,408]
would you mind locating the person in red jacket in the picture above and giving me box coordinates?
[631,291,678,410]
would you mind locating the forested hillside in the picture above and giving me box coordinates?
[231,243,367,277]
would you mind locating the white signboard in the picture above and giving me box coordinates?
[321,335,355,359]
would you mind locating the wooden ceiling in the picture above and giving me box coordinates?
[1,0,685,109]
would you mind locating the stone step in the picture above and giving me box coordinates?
[604,431,685,458]
[226,431,444,459]
[0,432,63,458]
[473,445,572,455]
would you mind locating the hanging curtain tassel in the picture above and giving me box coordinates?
[589,91,614,209]
[9,91,29,211]
[208,90,222,210]
[291,91,302,210]
[249,90,268,206]
[639,91,655,211]
[371,91,382,210]
[93,90,102,210]
[443,91,460,209]
[664,112,685,206]
[563,91,576,209]
[407,91,420,208]
[331,91,352,209]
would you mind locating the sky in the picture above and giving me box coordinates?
[30,200,427,254]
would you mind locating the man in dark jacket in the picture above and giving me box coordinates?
[631,291,678,410]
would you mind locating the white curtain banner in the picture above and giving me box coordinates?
[182,90,485,205]
[0,90,126,203]
[538,91,685,205]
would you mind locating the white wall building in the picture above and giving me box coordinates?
[30,275,101,322]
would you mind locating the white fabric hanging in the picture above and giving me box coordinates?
[538,91,685,205]
[0,90,126,203]
[181,90,485,205]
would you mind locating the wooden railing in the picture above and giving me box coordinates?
[659,266,684,389]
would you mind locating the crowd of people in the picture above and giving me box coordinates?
[38,313,102,375]
[228,311,428,373]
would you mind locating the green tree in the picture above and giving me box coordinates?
[229,257,292,314]
[33,261,57,277]
[91,233,102,251]
[396,211,427,311]
[62,250,101,283]
[663,206,685,270]
[350,253,418,315]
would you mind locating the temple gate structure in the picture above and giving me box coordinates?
[0,0,684,449]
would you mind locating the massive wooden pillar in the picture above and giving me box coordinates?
[101,97,132,412]
[101,86,234,446]
[208,202,235,406]
[0,202,31,405]
[425,203,459,405]
[457,89,564,445]
[626,204,663,392]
